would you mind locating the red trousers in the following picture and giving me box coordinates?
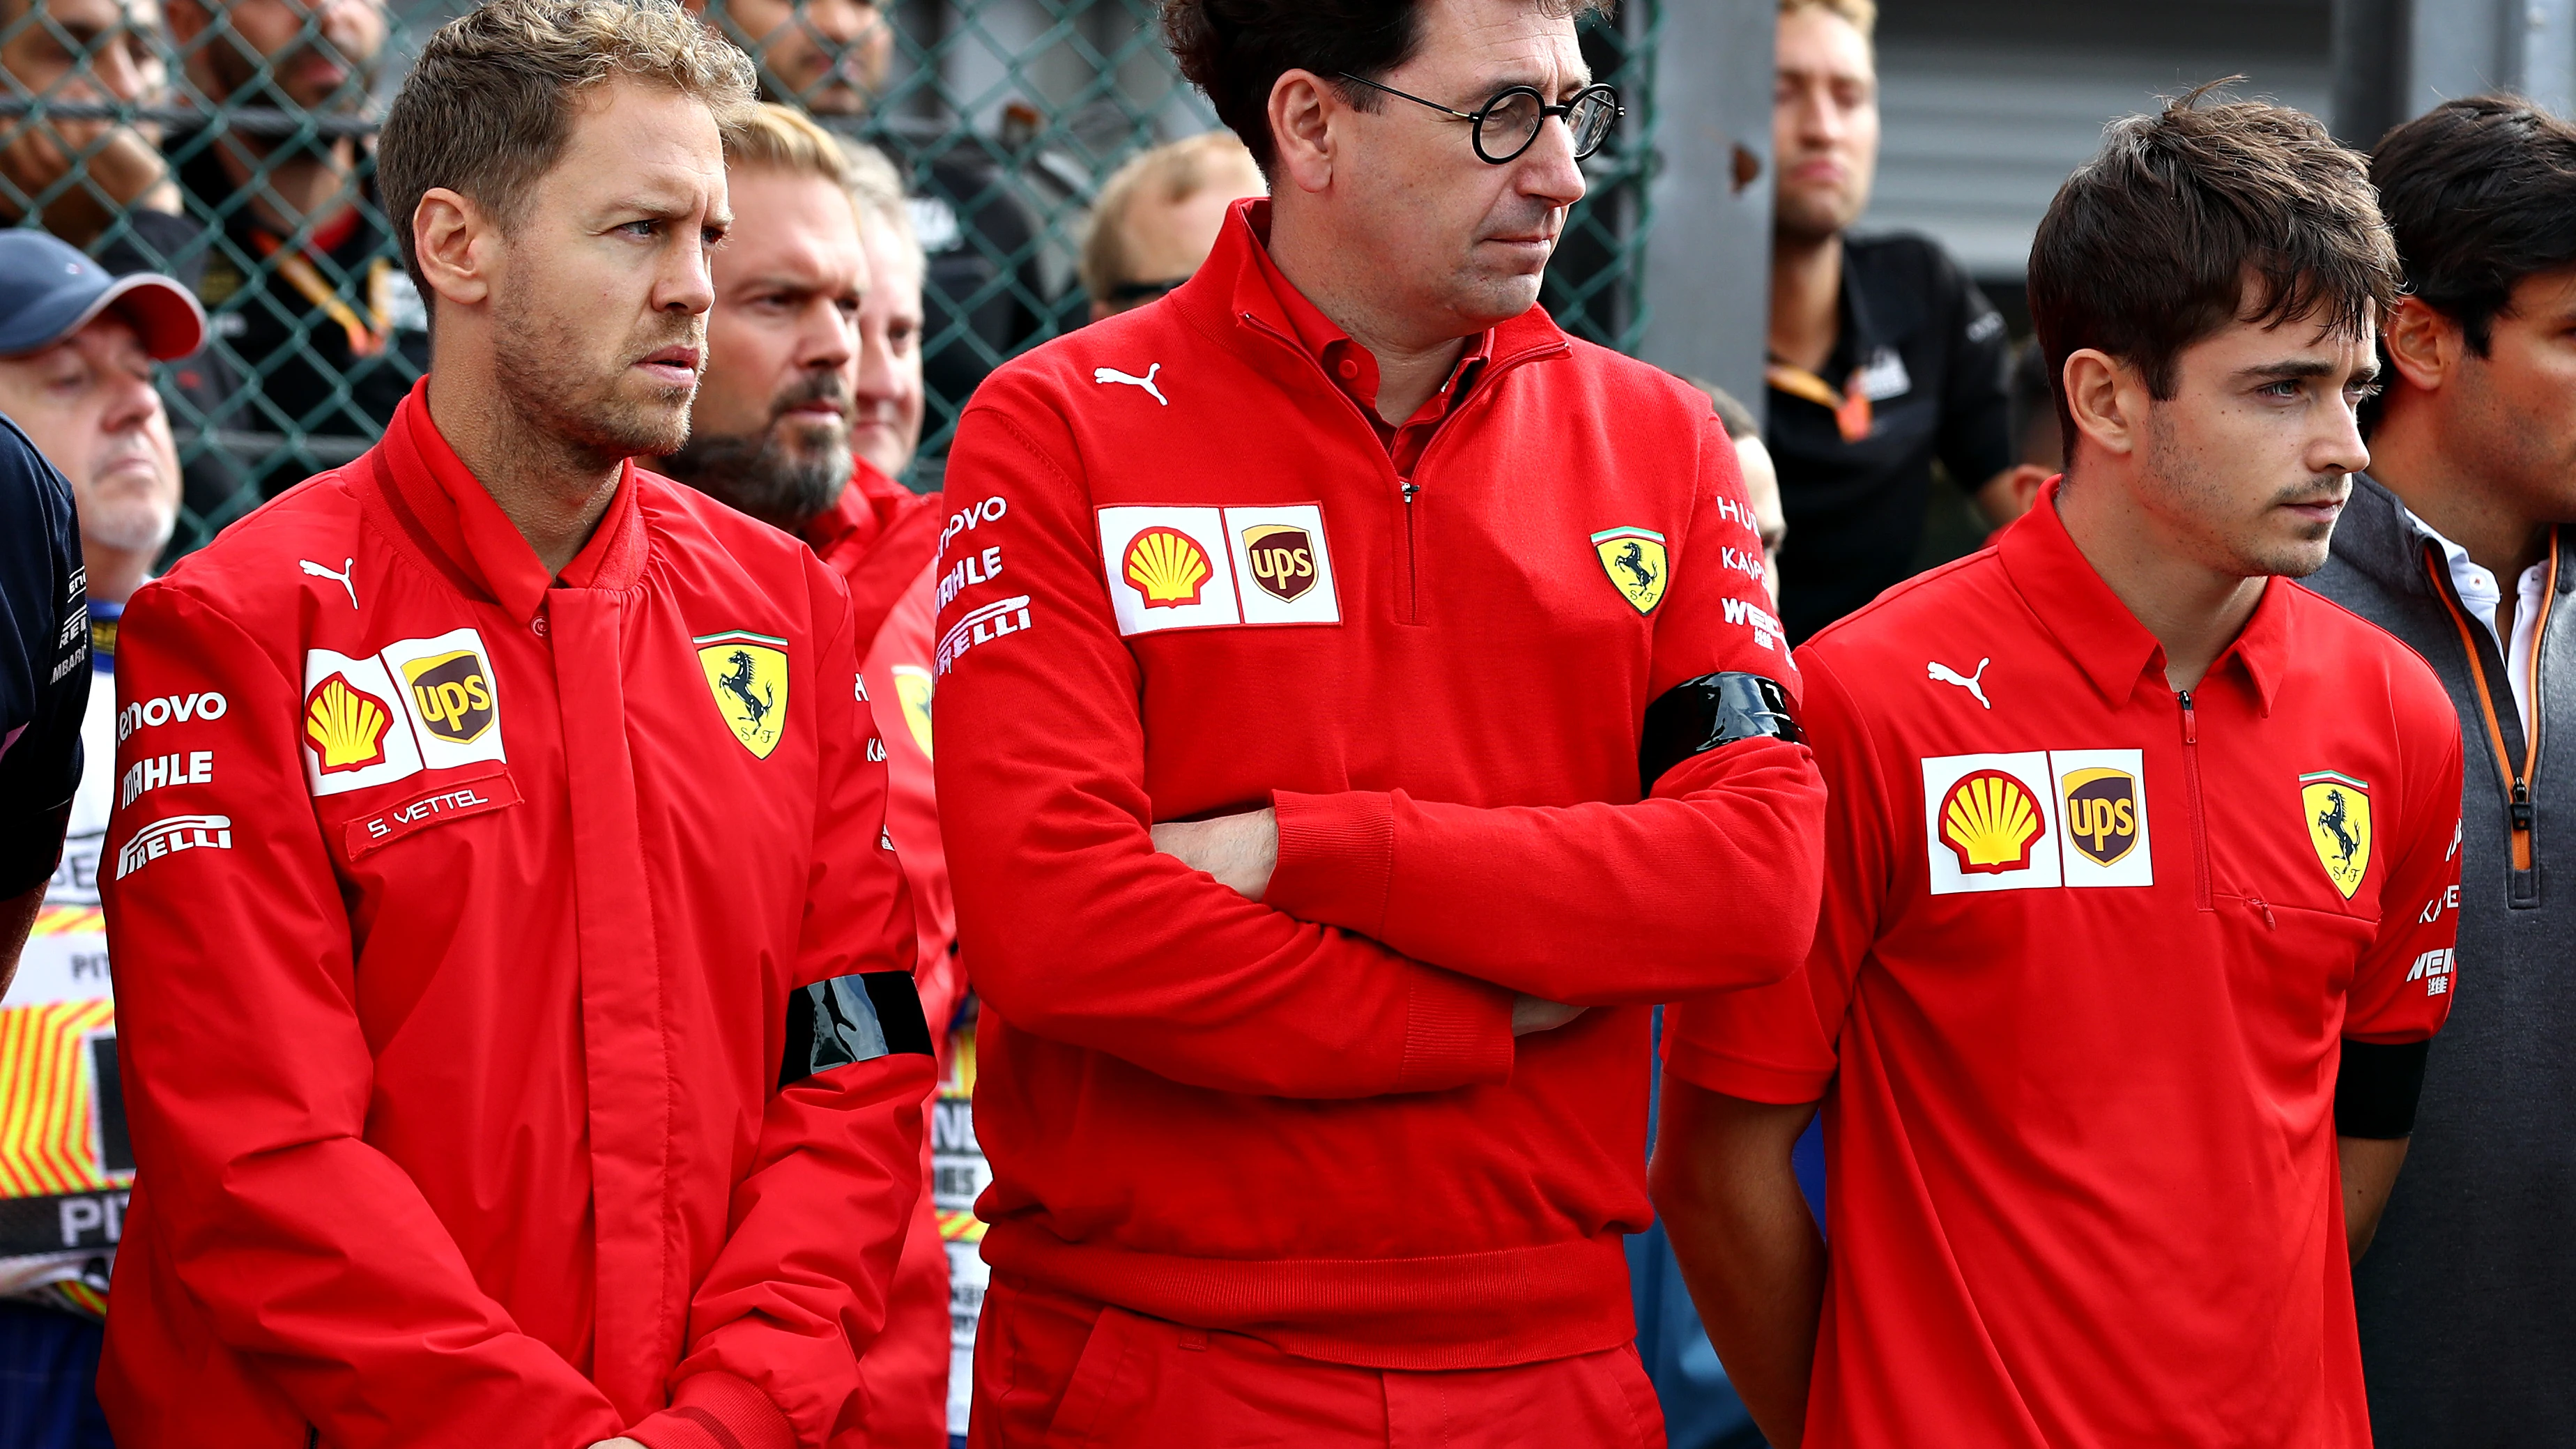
[969,1274,1667,1448]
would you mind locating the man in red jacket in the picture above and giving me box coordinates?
[933,0,1828,1441]
[1649,93,2464,1448]
[95,6,933,1448]
[666,103,958,1448]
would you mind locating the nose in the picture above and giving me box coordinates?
[2320,390,2371,478]
[806,0,868,46]
[1516,105,1588,210]
[799,298,857,374]
[660,228,719,317]
[104,365,162,437]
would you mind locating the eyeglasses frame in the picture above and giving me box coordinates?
[1335,72,1624,164]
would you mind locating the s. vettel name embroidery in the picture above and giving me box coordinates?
[346,769,523,859]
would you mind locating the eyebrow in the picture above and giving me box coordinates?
[1472,65,1596,98]
[2236,358,2381,389]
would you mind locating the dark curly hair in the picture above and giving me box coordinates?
[1161,0,1610,174]
[2029,83,2398,461]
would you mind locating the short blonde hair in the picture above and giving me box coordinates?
[837,137,926,277]
[380,0,758,293]
[1780,0,1874,37]
[723,100,849,187]
[1080,130,1262,300]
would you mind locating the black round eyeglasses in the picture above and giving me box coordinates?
[1337,73,1623,164]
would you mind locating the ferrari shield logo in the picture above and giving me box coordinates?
[892,664,934,760]
[696,630,790,759]
[1591,526,1669,613]
[2301,770,2372,899]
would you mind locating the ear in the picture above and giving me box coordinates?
[2062,346,2148,461]
[413,187,493,310]
[2384,295,2458,394]
[1268,69,1340,195]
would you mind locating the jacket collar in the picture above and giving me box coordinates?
[1998,477,2286,716]
[2330,471,2439,599]
[371,377,649,624]
[1172,198,1571,374]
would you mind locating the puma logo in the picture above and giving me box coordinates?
[1094,363,1167,406]
[300,557,358,611]
[1927,657,1991,710]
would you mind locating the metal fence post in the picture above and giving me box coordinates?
[1637,0,1776,418]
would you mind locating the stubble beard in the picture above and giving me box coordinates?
[2143,406,2339,580]
[493,286,699,467]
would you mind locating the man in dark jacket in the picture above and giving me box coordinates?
[2306,93,2576,1445]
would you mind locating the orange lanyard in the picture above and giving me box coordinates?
[1765,359,1873,443]
[2424,535,2556,871]
[253,233,392,358]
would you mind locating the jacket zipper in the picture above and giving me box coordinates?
[2179,689,2212,910]
[1237,310,1567,629]
[2423,544,2553,900]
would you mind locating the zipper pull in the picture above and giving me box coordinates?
[2179,690,2197,745]
[2512,779,2534,832]
[2247,895,2277,930]
[1401,480,1418,505]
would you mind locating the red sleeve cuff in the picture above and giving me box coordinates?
[1659,1033,1832,1107]
[629,1371,798,1449]
[1266,788,1395,935]
[1397,965,1515,1091]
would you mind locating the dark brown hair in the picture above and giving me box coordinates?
[2370,96,2576,356]
[1161,0,1609,174]
[377,0,758,297]
[2027,84,2398,459]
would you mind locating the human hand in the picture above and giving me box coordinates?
[1512,995,1587,1036]
[1150,807,1278,901]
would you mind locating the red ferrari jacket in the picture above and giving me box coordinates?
[804,462,959,1449]
[933,201,1827,1370]
[98,383,935,1449]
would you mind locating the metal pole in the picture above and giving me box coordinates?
[1637,0,1778,418]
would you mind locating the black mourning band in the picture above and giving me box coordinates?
[2335,1038,2432,1140]
[780,970,935,1089]
[1639,672,1804,793]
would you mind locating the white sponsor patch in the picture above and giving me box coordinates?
[114,813,232,879]
[1223,503,1340,627]
[300,628,506,797]
[2406,948,2455,997]
[1097,506,1241,636]
[2050,749,2153,889]
[119,750,213,808]
[116,691,228,744]
[1722,595,1786,652]
[1923,752,2062,895]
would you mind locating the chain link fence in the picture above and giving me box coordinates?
[0,0,1662,560]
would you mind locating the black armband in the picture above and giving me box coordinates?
[2334,1038,2431,1139]
[1639,672,1803,793]
[780,970,934,1088]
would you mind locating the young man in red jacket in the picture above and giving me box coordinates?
[667,103,959,1449]
[1649,93,2465,1448]
[933,0,1828,1441]
[95,6,934,1448]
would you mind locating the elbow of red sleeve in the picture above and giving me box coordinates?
[1656,755,1829,992]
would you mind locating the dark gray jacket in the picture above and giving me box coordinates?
[2306,471,2576,1446]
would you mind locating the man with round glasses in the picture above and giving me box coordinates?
[933,0,1826,1442]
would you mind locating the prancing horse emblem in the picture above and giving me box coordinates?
[1928,657,1992,710]
[693,629,790,759]
[1094,363,1168,406]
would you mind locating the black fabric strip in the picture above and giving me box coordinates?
[1639,671,1804,794]
[779,969,934,1089]
[2336,1038,2432,1139]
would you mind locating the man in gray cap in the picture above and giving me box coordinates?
[0,225,203,1449]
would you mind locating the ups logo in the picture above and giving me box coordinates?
[402,649,496,745]
[2060,767,2140,866]
[1242,523,1316,602]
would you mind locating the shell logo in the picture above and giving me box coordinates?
[303,673,392,774]
[1122,525,1212,608]
[1939,768,2046,874]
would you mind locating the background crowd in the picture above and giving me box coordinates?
[0,0,2563,1446]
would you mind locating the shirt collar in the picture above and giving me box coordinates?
[377,377,647,623]
[1998,477,2287,716]
[1234,199,1496,425]
[799,456,912,562]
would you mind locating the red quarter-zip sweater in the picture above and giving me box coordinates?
[98,383,933,1449]
[932,201,1827,1369]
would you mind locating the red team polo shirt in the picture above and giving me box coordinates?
[1666,486,2464,1446]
